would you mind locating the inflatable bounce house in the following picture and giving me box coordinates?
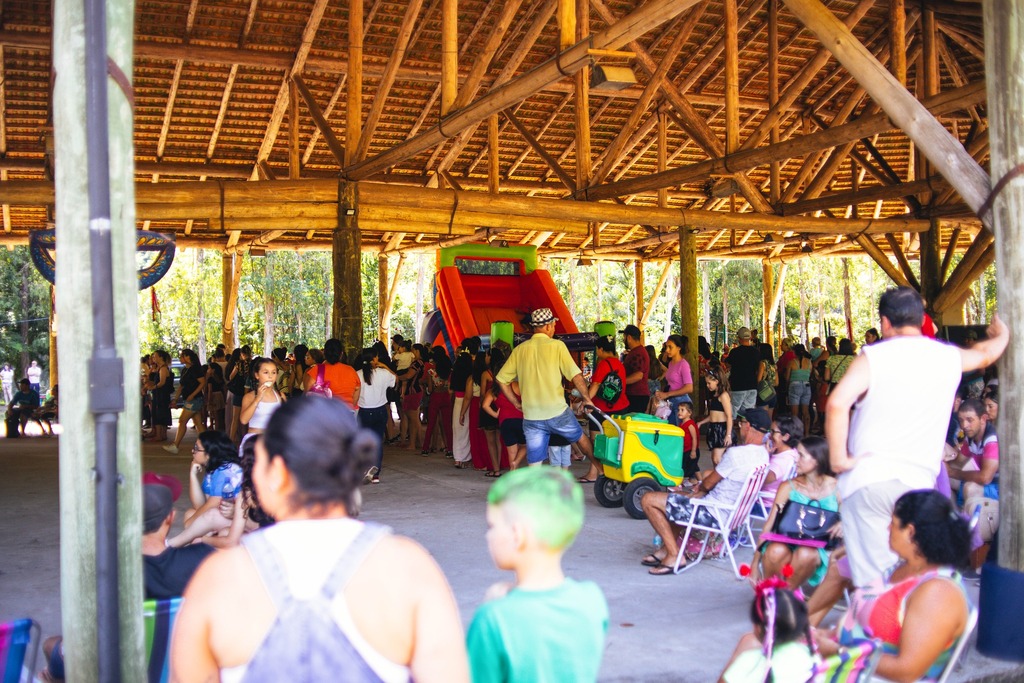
[421,244,614,354]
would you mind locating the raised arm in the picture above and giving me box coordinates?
[961,314,1009,373]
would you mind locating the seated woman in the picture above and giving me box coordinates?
[167,431,243,548]
[750,435,840,590]
[816,490,972,683]
[718,580,819,682]
[171,395,469,683]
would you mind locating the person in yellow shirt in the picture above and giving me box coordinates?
[495,308,596,470]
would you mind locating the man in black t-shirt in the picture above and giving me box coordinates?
[142,483,215,599]
[724,327,760,419]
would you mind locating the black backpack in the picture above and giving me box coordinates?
[596,360,623,404]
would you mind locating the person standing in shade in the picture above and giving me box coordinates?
[827,287,1008,587]
[1,363,14,405]
[26,360,43,398]
[725,327,760,418]
[621,324,650,414]
[496,308,595,467]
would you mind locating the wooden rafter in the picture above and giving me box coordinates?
[355,0,426,161]
[591,0,773,214]
[590,81,986,200]
[784,0,990,222]
[250,0,330,177]
[589,3,703,187]
[504,110,576,192]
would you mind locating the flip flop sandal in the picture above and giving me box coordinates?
[576,476,597,483]
[640,554,663,567]
[648,563,678,576]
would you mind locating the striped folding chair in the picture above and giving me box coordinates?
[816,639,882,683]
[0,618,40,683]
[143,597,182,683]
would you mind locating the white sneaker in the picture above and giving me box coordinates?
[362,466,379,485]
[162,444,178,454]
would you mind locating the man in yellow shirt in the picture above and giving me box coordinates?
[496,308,595,467]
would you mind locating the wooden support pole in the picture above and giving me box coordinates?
[377,253,388,343]
[634,260,644,329]
[381,254,406,338]
[641,262,672,327]
[768,0,781,204]
[889,0,906,85]
[289,79,300,179]
[558,0,575,50]
[657,110,668,208]
[488,114,499,193]
[441,0,457,115]
[767,262,788,331]
[333,181,363,353]
[917,219,942,313]
[724,0,740,154]
[762,261,774,347]
[782,0,991,223]
[346,0,363,166]
[679,226,700,410]
[221,251,244,349]
[53,0,145,676]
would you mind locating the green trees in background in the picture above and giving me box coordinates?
[0,247,52,380]
[131,246,997,360]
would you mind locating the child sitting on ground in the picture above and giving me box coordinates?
[467,467,608,682]
[717,576,821,683]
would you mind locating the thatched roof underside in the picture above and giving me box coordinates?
[0,0,989,265]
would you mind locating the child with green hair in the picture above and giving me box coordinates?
[467,467,609,682]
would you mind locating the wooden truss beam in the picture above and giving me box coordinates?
[783,0,990,224]
[344,0,701,179]
[589,81,986,200]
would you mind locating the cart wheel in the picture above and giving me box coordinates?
[593,475,624,508]
[624,477,662,520]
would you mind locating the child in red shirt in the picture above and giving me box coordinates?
[678,402,700,479]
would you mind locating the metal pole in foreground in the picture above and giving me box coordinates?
[83,0,126,678]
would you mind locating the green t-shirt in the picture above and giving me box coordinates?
[466,578,608,683]
[722,641,818,683]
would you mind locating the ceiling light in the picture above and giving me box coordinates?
[590,65,638,91]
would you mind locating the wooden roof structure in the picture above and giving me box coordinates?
[0,0,991,288]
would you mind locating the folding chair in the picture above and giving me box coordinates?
[0,618,40,683]
[816,638,882,683]
[672,464,769,578]
[868,605,978,683]
[143,597,182,683]
[753,461,798,523]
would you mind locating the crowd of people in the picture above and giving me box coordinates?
[31,285,1013,682]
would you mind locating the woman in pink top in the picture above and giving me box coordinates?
[653,334,693,426]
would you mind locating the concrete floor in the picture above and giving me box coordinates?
[1,428,1022,682]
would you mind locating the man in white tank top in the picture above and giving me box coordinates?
[825,287,1008,587]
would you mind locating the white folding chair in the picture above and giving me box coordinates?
[671,464,769,579]
[753,461,798,523]
[869,604,977,683]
